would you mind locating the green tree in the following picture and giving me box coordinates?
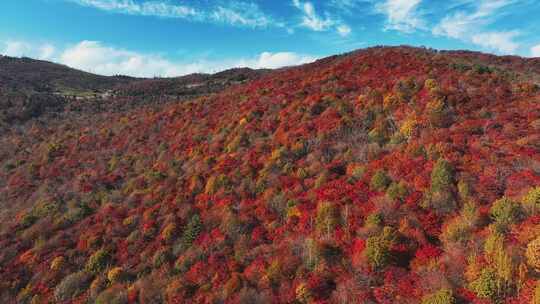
[470,268,498,300]
[421,289,455,304]
[182,214,202,247]
[85,248,110,274]
[315,201,340,237]
[423,158,456,214]
[483,231,514,297]
[522,186,540,216]
[526,237,540,272]
[490,197,521,232]
[431,158,454,193]
[387,181,408,201]
[371,170,391,191]
[365,226,395,269]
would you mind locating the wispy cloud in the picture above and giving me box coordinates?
[375,0,425,33]
[68,0,281,28]
[337,24,352,37]
[433,0,521,54]
[433,0,513,38]
[1,39,318,77]
[292,0,335,31]
[292,0,352,36]
[328,0,360,11]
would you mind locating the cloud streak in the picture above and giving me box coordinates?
[292,0,352,36]
[376,0,425,33]
[433,0,521,54]
[68,0,281,28]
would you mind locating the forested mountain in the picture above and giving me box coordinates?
[0,56,265,131]
[0,46,539,304]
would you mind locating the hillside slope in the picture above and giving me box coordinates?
[0,56,266,130]
[0,46,539,303]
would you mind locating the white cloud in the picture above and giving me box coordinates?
[71,0,197,17]
[292,0,352,36]
[60,41,319,76]
[68,0,280,28]
[293,0,334,31]
[2,41,32,57]
[376,0,425,33]
[433,0,512,38]
[2,41,56,60]
[471,31,520,54]
[531,44,540,57]
[38,44,56,60]
[251,52,317,69]
[1,40,318,77]
[433,0,521,54]
[337,24,352,37]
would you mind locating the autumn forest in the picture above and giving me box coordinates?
[0,46,539,304]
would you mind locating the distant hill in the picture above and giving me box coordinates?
[112,67,269,102]
[0,55,136,96]
[0,46,539,304]
[0,56,133,127]
[0,56,267,130]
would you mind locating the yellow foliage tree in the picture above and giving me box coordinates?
[526,237,540,272]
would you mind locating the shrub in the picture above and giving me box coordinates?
[264,260,281,287]
[204,174,230,194]
[50,256,66,271]
[85,248,111,274]
[426,99,453,128]
[368,127,387,145]
[54,271,91,302]
[107,267,125,283]
[371,170,391,191]
[441,218,470,244]
[424,78,438,91]
[296,282,311,303]
[421,289,455,304]
[365,226,394,269]
[400,117,418,139]
[89,276,107,299]
[161,223,177,242]
[387,181,408,201]
[95,286,128,304]
[365,212,383,227]
[526,237,540,272]
[152,248,173,268]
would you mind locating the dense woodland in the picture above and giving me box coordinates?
[0,56,265,131]
[0,46,539,303]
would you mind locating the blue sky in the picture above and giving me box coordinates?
[2,0,540,77]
